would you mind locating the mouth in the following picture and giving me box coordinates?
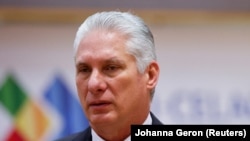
[90,102,110,106]
[88,101,112,110]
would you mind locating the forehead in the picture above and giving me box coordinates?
[75,29,133,64]
[79,29,126,50]
[84,29,125,43]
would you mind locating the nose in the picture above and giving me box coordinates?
[88,70,107,94]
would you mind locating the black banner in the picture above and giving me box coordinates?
[131,125,250,140]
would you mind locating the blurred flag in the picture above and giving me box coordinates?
[0,74,51,141]
[44,73,89,140]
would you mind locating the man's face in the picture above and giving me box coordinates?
[75,30,152,127]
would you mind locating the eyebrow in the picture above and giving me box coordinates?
[105,57,126,65]
[76,57,126,67]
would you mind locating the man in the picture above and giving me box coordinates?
[56,11,162,141]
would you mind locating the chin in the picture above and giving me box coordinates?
[89,112,117,125]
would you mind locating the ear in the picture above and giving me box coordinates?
[145,61,160,90]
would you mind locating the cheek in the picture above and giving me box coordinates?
[115,78,148,118]
[114,75,145,103]
[76,77,88,104]
[76,76,87,91]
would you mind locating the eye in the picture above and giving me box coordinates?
[103,64,123,77]
[105,65,118,71]
[77,66,91,73]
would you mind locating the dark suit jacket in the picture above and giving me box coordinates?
[55,112,163,141]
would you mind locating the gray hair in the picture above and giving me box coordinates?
[73,11,157,73]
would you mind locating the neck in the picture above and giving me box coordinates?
[91,112,150,141]
[92,122,130,141]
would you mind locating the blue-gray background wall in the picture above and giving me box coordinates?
[0,1,250,140]
[1,0,250,10]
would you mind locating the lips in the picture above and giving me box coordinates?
[88,100,112,110]
[90,101,110,106]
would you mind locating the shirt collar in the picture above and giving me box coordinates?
[92,113,152,141]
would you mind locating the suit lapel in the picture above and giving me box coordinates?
[73,127,92,141]
[150,112,163,125]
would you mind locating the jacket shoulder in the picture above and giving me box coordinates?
[54,127,91,141]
